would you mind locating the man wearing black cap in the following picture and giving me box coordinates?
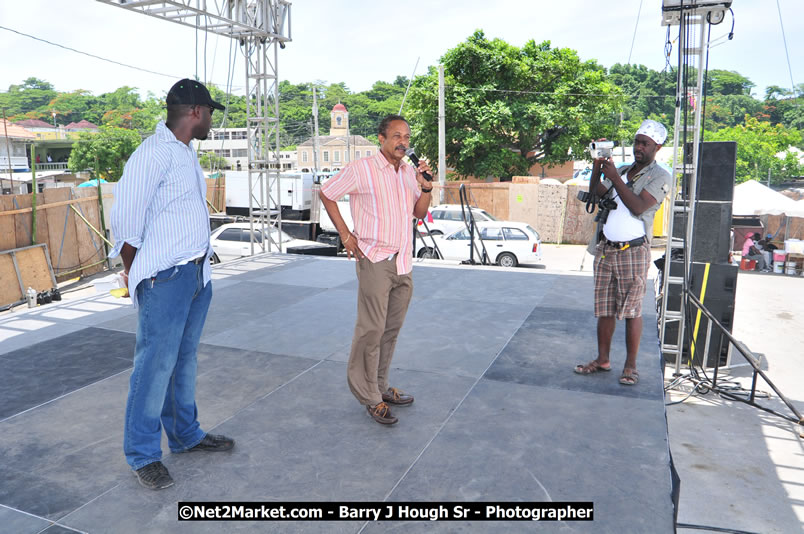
[110,79,232,490]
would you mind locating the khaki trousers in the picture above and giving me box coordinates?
[347,256,413,406]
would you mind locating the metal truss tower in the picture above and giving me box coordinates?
[659,1,732,373]
[96,0,292,253]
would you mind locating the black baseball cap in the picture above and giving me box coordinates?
[166,78,225,110]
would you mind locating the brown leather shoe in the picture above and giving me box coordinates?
[367,402,398,425]
[382,387,414,406]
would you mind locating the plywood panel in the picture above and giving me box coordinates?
[206,176,225,213]
[12,194,33,249]
[766,214,804,241]
[16,245,55,292]
[72,188,104,277]
[99,183,115,239]
[0,195,17,252]
[32,192,50,247]
[0,254,23,307]
[43,188,79,279]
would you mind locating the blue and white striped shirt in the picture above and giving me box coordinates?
[110,121,211,307]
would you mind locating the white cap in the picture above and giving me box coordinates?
[636,119,667,145]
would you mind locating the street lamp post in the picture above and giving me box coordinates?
[51,112,56,127]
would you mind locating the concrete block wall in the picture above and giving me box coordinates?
[534,184,568,243]
[431,182,596,244]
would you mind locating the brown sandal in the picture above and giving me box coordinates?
[619,368,639,385]
[574,360,612,375]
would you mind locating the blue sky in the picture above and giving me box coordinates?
[0,0,801,100]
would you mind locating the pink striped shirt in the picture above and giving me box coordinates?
[321,151,421,274]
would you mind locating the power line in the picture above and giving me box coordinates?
[775,0,801,127]
[0,24,177,80]
[0,24,246,92]
[775,0,797,95]
[627,0,644,65]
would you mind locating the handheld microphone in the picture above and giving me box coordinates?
[404,148,433,181]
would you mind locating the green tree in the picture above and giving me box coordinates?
[130,93,165,133]
[198,151,229,170]
[101,86,141,111]
[0,77,57,118]
[763,83,804,133]
[706,70,754,96]
[208,84,247,128]
[707,115,802,183]
[406,31,624,179]
[703,93,763,131]
[49,90,94,124]
[608,63,676,122]
[68,126,142,181]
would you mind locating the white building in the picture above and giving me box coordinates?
[194,127,296,171]
[296,103,376,172]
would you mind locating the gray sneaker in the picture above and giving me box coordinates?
[135,461,174,490]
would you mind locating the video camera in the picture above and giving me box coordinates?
[588,140,617,159]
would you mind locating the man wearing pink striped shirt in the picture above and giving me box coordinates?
[319,115,433,425]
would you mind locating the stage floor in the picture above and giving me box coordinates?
[0,254,675,533]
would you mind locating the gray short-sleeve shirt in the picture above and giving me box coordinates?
[586,160,672,254]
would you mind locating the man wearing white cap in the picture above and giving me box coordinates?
[575,119,672,386]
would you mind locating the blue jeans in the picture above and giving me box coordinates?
[124,261,212,470]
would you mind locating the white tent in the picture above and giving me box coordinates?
[732,180,804,218]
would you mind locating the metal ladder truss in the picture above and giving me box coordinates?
[96,0,292,255]
[659,6,723,369]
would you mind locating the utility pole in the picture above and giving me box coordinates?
[438,65,446,203]
[312,86,320,179]
[620,111,627,163]
[345,122,351,165]
[2,108,15,193]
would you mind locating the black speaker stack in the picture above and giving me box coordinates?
[663,141,738,368]
[662,261,738,368]
[675,141,736,263]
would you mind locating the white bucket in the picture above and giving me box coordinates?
[773,261,784,274]
[786,261,797,275]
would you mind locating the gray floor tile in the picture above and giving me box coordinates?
[0,319,87,357]
[0,506,52,534]
[250,257,357,288]
[211,254,315,282]
[349,296,536,379]
[200,282,325,339]
[0,327,135,419]
[387,379,673,533]
[203,289,357,359]
[0,340,316,523]
[484,300,664,400]
[96,278,319,336]
[61,362,477,534]
[0,256,676,534]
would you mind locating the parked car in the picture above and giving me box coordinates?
[415,221,542,268]
[210,222,334,263]
[418,204,498,236]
